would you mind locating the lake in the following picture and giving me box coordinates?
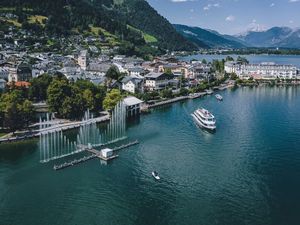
[1,86,300,225]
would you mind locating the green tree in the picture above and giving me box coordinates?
[237,56,249,64]
[179,87,189,96]
[83,89,94,111]
[103,89,122,111]
[29,74,53,102]
[106,66,121,80]
[160,89,173,99]
[0,90,34,131]
[47,79,72,115]
[225,56,234,62]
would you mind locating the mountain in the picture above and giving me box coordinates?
[173,24,247,49]
[236,27,300,48]
[0,0,197,52]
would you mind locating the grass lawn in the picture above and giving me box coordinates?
[28,15,47,27]
[0,132,8,138]
[127,25,158,43]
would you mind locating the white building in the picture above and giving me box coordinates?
[144,72,173,91]
[121,76,144,94]
[225,61,298,80]
[101,148,113,158]
[123,96,144,117]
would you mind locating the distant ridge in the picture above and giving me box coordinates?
[173,24,247,49]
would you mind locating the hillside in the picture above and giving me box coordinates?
[173,24,246,49]
[0,0,197,52]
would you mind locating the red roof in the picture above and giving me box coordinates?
[8,81,31,88]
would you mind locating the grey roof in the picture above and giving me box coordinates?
[123,96,144,106]
[87,63,111,72]
[121,76,143,85]
[128,67,145,73]
[145,72,164,79]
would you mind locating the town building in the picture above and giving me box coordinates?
[225,61,299,79]
[0,67,9,80]
[8,63,32,82]
[78,50,88,70]
[188,63,211,80]
[123,96,144,117]
[144,72,174,91]
[0,79,7,90]
[121,76,144,94]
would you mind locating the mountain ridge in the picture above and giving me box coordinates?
[0,0,197,52]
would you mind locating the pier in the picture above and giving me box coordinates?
[53,140,139,170]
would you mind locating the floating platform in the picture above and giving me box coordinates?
[53,140,139,171]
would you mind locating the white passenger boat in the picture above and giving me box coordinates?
[152,171,160,180]
[215,94,223,101]
[192,108,216,131]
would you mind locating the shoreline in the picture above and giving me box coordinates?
[1,82,299,145]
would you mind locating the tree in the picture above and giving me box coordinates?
[160,89,173,99]
[225,56,234,62]
[29,74,53,102]
[47,79,72,115]
[0,90,34,131]
[106,66,121,80]
[201,59,207,64]
[103,89,122,111]
[237,56,249,64]
[83,89,94,111]
[179,87,189,96]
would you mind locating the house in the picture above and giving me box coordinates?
[0,67,9,79]
[128,67,147,77]
[121,76,144,94]
[189,63,211,80]
[8,63,32,82]
[87,63,111,76]
[123,96,144,117]
[0,79,6,90]
[163,64,189,78]
[144,72,174,91]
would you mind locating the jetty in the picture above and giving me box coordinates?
[53,140,139,171]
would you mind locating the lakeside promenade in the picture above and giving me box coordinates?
[0,82,234,144]
[0,114,110,144]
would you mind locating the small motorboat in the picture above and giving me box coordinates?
[215,94,223,101]
[152,171,160,180]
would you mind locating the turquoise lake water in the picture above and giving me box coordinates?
[1,86,300,225]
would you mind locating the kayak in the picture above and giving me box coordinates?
[152,171,160,180]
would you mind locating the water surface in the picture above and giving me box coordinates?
[1,86,300,225]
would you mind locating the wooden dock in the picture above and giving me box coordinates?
[53,140,139,171]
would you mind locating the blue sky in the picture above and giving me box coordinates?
[147,0,300,35]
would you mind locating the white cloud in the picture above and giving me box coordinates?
[203,3,221,11]
[289,0,299,2]
[270,3,275,7]
[225,15,235,22]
